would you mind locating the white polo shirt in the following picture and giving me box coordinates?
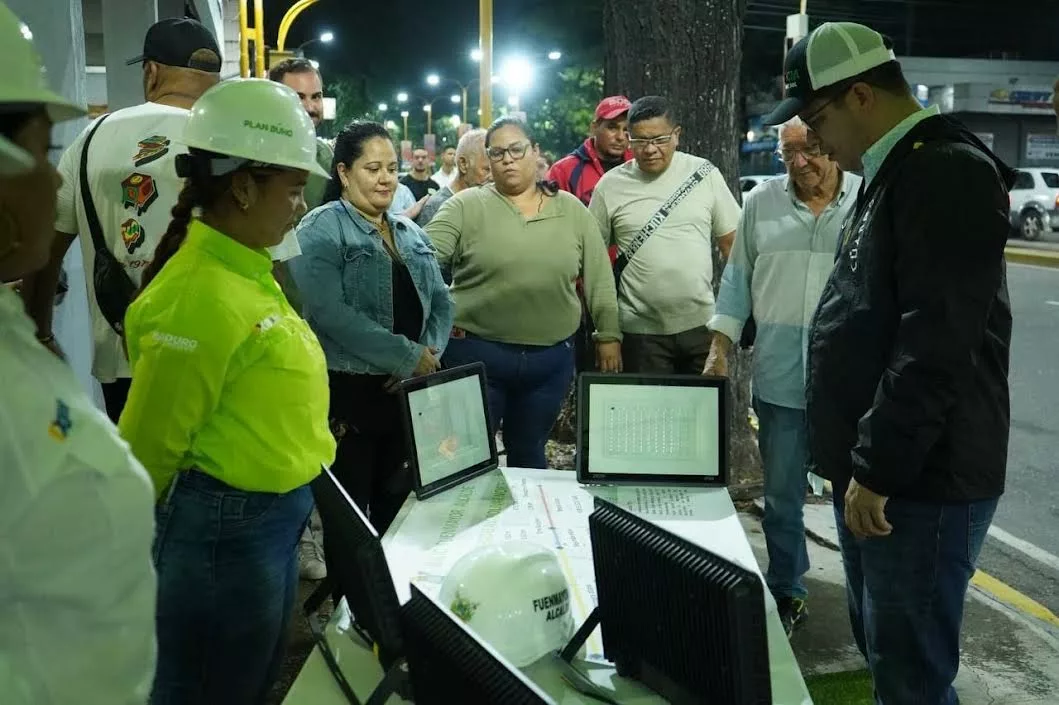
[55,102,301,383]
[589,151,742,336]
[0,286,156,705]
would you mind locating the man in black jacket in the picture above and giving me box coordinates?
[765,22,1014,705]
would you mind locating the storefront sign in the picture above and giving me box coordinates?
[1026,133,1059,161]
[989,88,1053,109]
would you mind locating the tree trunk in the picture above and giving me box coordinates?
[601,0,763,497]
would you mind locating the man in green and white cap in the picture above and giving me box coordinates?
[765,22,1015,704]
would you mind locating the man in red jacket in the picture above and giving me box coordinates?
[550,96,633,372]
[550,95,634,216]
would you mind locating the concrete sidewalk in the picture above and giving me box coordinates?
[739,504,1059,704]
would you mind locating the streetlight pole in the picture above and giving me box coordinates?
[479,0,493,126]
[401,111,409,142]
[424,105,433,135]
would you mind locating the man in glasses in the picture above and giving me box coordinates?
[764,22,1015,703]
[589,95,740,374]
[704,116,859,637]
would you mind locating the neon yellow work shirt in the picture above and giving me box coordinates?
[119,219,336,498]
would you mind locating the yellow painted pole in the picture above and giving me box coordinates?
[403,113,409,142]
[254,0,266,78]
[277,0,320,52]
[479,0,493,127]
[238,0,250,78]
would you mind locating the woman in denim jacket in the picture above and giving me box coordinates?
[291,120,453,534]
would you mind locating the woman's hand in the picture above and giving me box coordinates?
[385,346,442,393]
[413,345,442,377]
[596,341,622,373]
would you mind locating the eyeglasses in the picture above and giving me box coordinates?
[487,142,530,162]
[627,130,677,150]
[801,84,853,132]
[779,144,824,162]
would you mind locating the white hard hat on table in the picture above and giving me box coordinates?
[0,3,86,175]
[438,541,576,668]
[179,78,330,178]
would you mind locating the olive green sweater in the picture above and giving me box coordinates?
[425,185,620,346]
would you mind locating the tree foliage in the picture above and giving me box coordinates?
[525,66,603,158]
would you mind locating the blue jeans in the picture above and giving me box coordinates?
[444,334,575,468]
[832,479,998,705]
[754,398,810,600]
[150,470,313,705]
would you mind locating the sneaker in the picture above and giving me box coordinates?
[299,527,327,581]
[775,596,808,637]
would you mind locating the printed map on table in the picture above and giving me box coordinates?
[382,467,711,662]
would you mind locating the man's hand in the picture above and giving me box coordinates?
[40,335,66,361]
[702,333,732,377]
[404,195,429,220]
[844,478,893,540]
[596,340,622,373]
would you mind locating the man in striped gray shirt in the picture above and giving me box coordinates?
[704,117,861,636]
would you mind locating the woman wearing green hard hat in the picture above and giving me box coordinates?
[0,4,158,704]
[116,77,337,704]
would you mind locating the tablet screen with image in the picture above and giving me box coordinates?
[577,374,728,486]
[401,363,498,499]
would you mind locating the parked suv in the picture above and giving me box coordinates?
[1009,168,1059,240]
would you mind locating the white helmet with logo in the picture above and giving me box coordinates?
[438,542,575,668]
[179,78,329,178]
[0,4,86,174]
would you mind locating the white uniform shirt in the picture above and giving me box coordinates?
[55,102,301,383]
[0,285,157,705]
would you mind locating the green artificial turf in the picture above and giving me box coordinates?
[804,669,875,705]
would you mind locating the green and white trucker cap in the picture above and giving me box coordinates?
[764,22,897,126]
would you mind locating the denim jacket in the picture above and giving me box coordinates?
[290,199,454,378]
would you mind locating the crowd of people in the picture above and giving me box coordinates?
[1,5,1015,705]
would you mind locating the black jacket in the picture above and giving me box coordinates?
[806,115,1015,502]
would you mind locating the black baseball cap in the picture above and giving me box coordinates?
[126,17,221,72]
[763,22,897,126]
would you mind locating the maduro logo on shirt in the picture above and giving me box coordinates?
[48,399,72,441]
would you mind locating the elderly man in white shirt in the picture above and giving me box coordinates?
[704,117,861,637]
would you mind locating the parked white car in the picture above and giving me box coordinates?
[739,174,779,193]
[1009,168,1059,240]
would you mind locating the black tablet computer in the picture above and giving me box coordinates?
[399,362,499,500]
[576,373,729,487]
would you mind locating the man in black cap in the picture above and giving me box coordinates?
[20,18,222,422]
[765,21,1014,704]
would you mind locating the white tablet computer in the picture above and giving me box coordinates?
[576,373,729,487]
[398,362,499,499]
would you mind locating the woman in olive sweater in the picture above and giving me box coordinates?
[425,117,621,468]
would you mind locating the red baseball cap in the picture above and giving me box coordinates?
[595,95,632,121]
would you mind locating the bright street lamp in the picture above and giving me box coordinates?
[548,50,562,61]
[450,94,461,104]
[426,74,441,87]
[500,56,534,94]
[298,31,335,53]
[470,48,483,62]
[400,110,409,117]
[378,102,388,112]
[397,92,409,103]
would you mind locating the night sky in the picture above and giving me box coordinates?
[265,0,1059,108]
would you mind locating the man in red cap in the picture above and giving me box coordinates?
[550,97,633,372]
[549,95,634,209]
